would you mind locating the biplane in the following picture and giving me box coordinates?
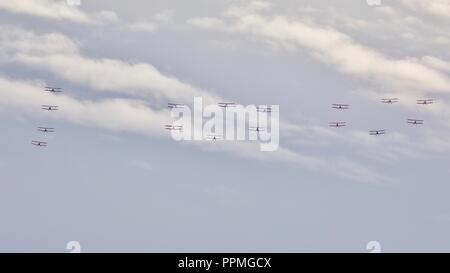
[417,99,434,105]
[206,135,223,141]
[332,104,349,110]
[45,86,62,93]
[42,105,59,111]
[31,140,48,147]
[369,130,386,136]
[249,126,265,132]
[329,122,346,128]
[37,127,55,133]
[407,119,424,125]
[168,103,186,109]
[381,98,398,104]
[218,102,236,108]
[165,125,183,131]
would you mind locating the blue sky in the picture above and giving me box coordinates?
[1,0,450,252]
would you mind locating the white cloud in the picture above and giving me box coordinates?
[0,26,79,56]
[0,0,175,34]
[188,17,227,30]
[0,20,405,185]
[422,56,450,73]
[294,4,450,52]
[128,10,175,33]
[400,0,450,21]
[0,0,118,25]
[189,9,450,96]
[153,10,174,23]
[0,25,220,104]
[0,76,170,136]
[128,21,159,33]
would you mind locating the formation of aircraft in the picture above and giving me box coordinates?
[41,105,59,111]
[32,86,63,147]
[327,95,435,136]
[165,102,271,141]
[164,96,435,140]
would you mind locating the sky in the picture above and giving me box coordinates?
[1,0,450,252]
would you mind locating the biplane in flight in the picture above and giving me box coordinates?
[42,105,59,111]
[332,104,349,110]
[168,103,186,109]
[37,127,55,133]
[417,99,434,105]
[44,86,62,93]
[206,135,223,141]
[249,126,265,132]
[31,140,48,147]
[381,98,399,104]
[218,102,236,108]
[407,119,424,125]
[165,125,183,131]
[369,130,386,136]
[329,122,346,128]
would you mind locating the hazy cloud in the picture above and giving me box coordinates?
[0,0,118,24]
